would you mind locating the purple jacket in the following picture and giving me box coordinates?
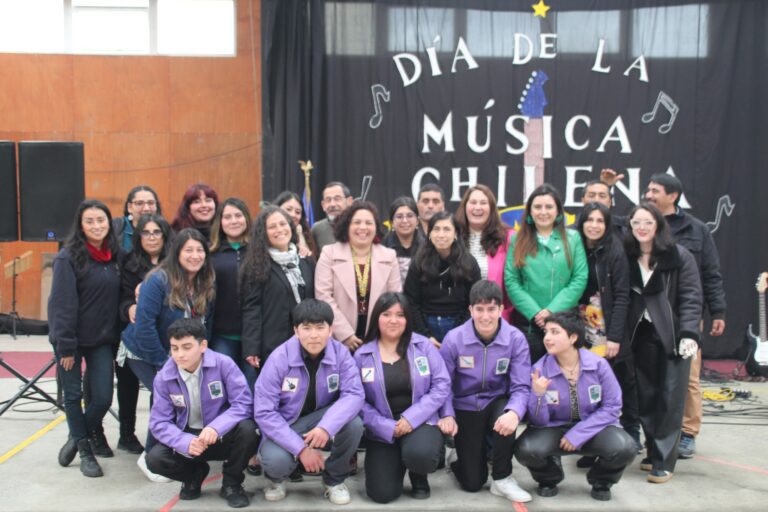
[253,335,364,457]
[439,318,531,419]
[354,334,451,443]
[527,348,622,449]
[149,349,253,457]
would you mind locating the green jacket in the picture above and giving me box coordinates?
[504,229,588,321]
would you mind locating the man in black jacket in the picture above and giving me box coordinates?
[644,173,726,459]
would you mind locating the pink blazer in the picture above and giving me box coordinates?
[487,229,516,322]
[315,242,402,341]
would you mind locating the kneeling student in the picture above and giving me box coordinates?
[514,311,636,501]
[254,299,364,505]
[355,293,451,503]
[146,318,257,509]
[438,280,533,503]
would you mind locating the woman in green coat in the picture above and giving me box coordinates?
[504,184,588,363]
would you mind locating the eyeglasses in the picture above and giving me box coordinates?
[630,220,656,228]
[394,213,416,221]
[132,200,157,208]
[140,230,163,239]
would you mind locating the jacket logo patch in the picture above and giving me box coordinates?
[327,373,339,393]
[545,390,559,405]
[459,356,475,369]
[415,356,430,376]
[170,394,186,408]
[208,381,223,399]
[589,384,602,403]
[495,358,510,375]
[282,377,299,392]
[361,367,375,383]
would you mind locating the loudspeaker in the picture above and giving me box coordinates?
[19,142,85,242]
[0,141,18,241]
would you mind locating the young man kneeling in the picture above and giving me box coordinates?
[146,318,257,508]
[254,299,364,505]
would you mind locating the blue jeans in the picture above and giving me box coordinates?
[425,315,458,343]
[126,358,160,452]
[54,343,114,441]
[209,335,258,391]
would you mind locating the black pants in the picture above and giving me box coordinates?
[115,362,140,436]
[146,419,258,487]
[453,396,517,492]
[515,425,636,487]
[524,327,546,364]
[610,357,640,439]
[365,424,443,503]
[633,320,691,473]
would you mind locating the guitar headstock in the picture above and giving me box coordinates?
[756,272,768,293]
[518,70,549,118]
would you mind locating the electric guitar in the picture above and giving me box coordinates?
[746,272,768,375]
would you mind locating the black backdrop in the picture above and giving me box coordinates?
[262,0,768,358]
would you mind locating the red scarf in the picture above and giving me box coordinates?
[86,241,112,263]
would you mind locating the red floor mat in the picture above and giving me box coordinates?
[0,352,57,379]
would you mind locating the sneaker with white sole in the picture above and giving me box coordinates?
[490,476,533,503]
[324,482,351,505]
[264,481,287,502]
[137,451,172,483]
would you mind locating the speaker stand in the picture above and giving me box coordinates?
[2,258,27,339]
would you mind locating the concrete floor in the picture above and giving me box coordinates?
[1,334,767,512]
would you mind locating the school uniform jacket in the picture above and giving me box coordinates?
[527,348,622,449]
[150,349,252,457]
[354,334,451,443]
[438,318,531,419]
[253,336,364,457]
[315,242,402,341]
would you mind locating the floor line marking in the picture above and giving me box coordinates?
[0,414,66,464]
[513,501,529,512]
[158,473,222,512]
[695,454,768,475]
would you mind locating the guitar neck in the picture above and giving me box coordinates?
[760,291,767,342]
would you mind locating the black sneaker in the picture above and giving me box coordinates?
[409,472,430,499]
[591,484,612,501]
[89,432,114,458]
[537,483,558,497]
[220,484,250,508]
[117,433,144,454]
[289,467,304,482]
[246,463,262,476]
[76,438,104,478]
[576,456,595,469]
[180,463,210,500]
[58,437,78,467]
[639,457,652,471]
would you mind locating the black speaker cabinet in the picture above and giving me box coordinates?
[19,142,85,242]
[0,141,18,241]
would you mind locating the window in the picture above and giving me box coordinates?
[387,7,454,53]
[555,10,621,54]
[466,10,539,58]
[0,0,64,53]
[325,2,375,56]
[72,1,150,54]
[632,5,709,58]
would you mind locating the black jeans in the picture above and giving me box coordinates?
[633,321,691,473]
[146,419,258,487]
[365,424,443,503]
[515,425,636,487]
[610,357,640,439]
[115,362,140,436]
[453,396,517,492]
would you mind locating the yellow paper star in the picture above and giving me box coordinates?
[532,0,551,18]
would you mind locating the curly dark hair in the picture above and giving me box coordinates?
[66,199,119,272]
[239,206,298,293]
[332,201,385,244]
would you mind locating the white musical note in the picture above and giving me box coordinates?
[356,175,373,201]
[706,195,735,234]
[369,84,391,129]
[641,91,679,134]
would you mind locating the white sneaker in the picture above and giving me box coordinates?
[264,481,287,502]
[324,482,351,505]
[490,476,532,503]
[137,451,172,483]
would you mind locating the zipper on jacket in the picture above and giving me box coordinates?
[373,349,395,419]
[294,365,311,422]
[478,346,488,411]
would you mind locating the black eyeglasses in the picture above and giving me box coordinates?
[140,230,163,239]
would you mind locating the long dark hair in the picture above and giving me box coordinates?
[274,190,318,256]
[624,202,675,267]
[123,185,162,217]
[512,183,572,268]
[171,183,219,231]
[240,206,298,292]
[454,184,509,256]
[413,211,477,283]
[152,228,216,315]
[66,199,119,272]
[209,197,252,252]
[363,292,414,358]
[577,202,615,251]
[125,214,172,274]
